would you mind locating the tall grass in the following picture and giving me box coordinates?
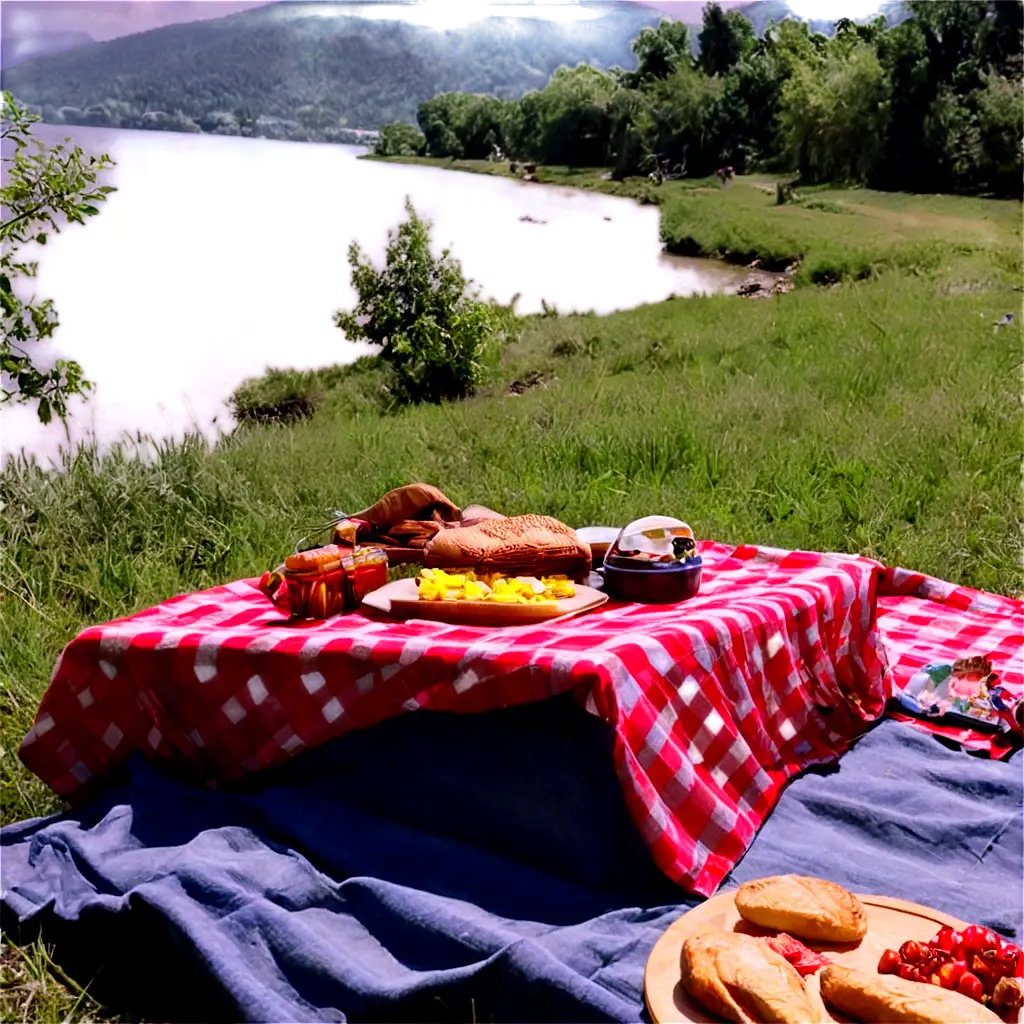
[2,184,1022,820]
[1,171,1021,1024]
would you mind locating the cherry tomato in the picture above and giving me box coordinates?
[931,927,960,954]
[962,925,1000,955]
[998,941,1023,979]
[878,949,901,975]
[957,971,985,1002]
[971,956,996,994]
[937,961,966,990]
[897,963,919,982]
[901,940,926,964]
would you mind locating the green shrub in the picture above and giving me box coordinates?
[230,356,382,425]
[373,122,426,157]
[334,198,515,406]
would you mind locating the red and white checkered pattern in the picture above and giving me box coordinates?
[18,545,1023,892]
[876,566,1023,757]
[20,541,895,896]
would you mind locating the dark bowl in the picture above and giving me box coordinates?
[602,556,702,604]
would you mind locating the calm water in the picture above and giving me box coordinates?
[4,126,749,465]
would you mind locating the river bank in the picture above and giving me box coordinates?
[4,167,1022,816]
[9,126,755,468]
[2,152,1022,1024]
[366,154,1024,286]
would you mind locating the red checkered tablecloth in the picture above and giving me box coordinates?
[19,541,892,895]
[876,566,1023,757]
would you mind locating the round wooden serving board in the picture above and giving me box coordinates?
[644,892,974,1024]
[361,577,608,627]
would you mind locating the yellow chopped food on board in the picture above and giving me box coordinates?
[415,568,575,603]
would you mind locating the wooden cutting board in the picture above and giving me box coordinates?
[361,577,608,627]
[643,891,992,1024]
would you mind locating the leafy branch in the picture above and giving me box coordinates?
[1,91,116,423]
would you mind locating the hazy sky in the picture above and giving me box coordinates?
[0,0,745,42]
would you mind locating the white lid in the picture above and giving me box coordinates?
[613,516,694,557]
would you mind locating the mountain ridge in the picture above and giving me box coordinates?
[2,2,665,133]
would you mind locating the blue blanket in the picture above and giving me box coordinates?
[2,698,1021,1023]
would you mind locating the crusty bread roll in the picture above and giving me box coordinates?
[820,964,1002,1023]
[680,931,823,1024]
[424,514,592,582]
[734,875,868,943]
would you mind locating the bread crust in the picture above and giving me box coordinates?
[820,964,1003,1023]
[424,514,592,581]
[680,931,823,1024]
[734,875,868,943]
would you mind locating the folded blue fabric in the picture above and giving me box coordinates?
[2,699,1020,1023]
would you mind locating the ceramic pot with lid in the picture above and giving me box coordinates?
[601,516,702,604]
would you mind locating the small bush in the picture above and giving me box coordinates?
[231,368,323,425]
[230,356,381,425]
[374,122,426,157]
[334,197,516,406]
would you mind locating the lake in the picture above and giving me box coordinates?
[3,126,751,465]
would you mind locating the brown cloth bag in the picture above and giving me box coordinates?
[351,484,462,549]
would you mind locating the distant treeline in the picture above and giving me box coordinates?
[376,2,1023,197]
[25,103,377,147]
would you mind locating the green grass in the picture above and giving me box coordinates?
[1,167,1021,1020]
[0,939,113,1024]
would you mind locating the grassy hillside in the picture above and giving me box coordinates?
[1,173,1021,1022]
[1,1,662,133]
[4,179,1021,819]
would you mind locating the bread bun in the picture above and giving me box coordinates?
[820,964,1002,1023]
[734,875,868,943]
[680,931,823,1024]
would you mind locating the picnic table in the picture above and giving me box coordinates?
[20,538,983,898]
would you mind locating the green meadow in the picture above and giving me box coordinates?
[1,171,1021,1022]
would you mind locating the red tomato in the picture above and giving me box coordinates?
[962,925,1000,955]
[931,927,960,954]
[998,941,1024,979]
[957,972,985,1002]
[900,940,926,964]
[971,956,996,995]
[937,962,966,990]
[878,949,901,975]
[897,964,919,982]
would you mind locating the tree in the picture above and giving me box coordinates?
[626,20,692,87]
[374,122,426,157]
[698,3,755,77]
[531,64,618,166]
[334,198,511,406]
[1,92,115,423]
[779,44,891,184]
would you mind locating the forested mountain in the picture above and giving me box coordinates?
[2,2,665,136]
[735,1,911,38]
[1,29,95,67]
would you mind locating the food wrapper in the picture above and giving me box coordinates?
[258,545,387,620]
[895,657,1022,735]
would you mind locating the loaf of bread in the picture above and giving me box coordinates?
[734,875,868,943]
[820,964,1002,1023]
[680,931,823,1024]
[424,514,592,582]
